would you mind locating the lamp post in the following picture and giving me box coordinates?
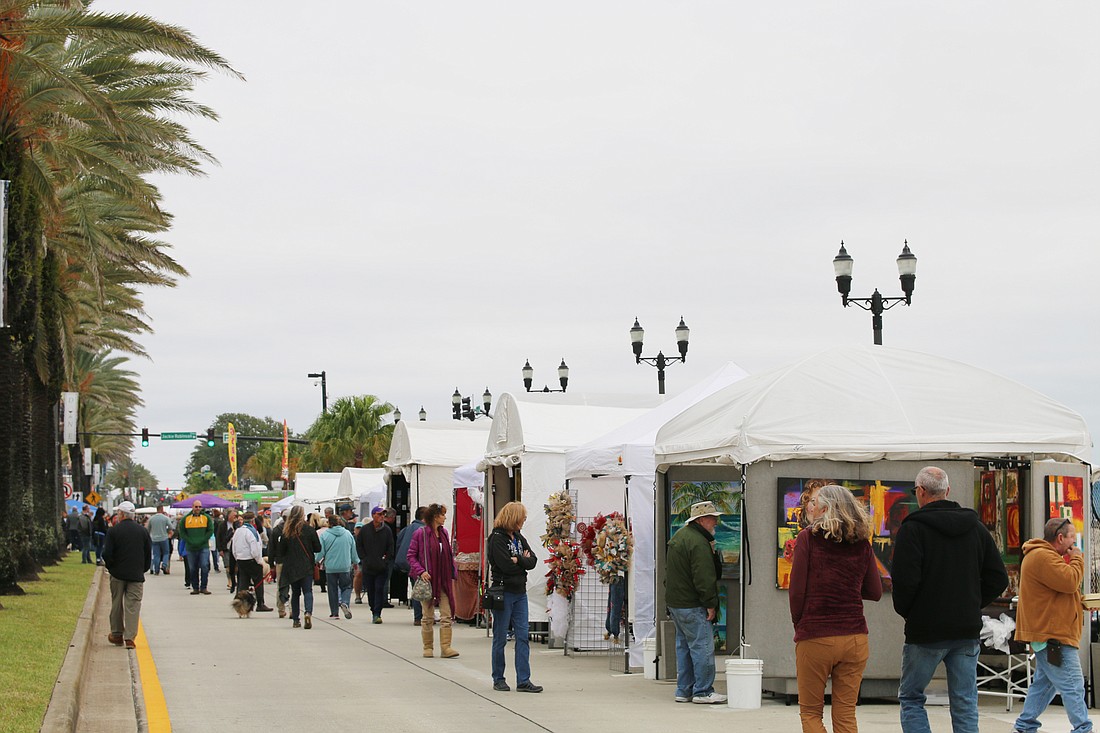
[630,317,689,395]
[452,388,493,421]
[307,371,327,413]
[393,407,402,423]
[418,406,427,421]
[832,241,917,345]
[522,359,569,393]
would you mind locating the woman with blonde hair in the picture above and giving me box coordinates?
[274,505,321,629]
[789,485,882,733]
[487,501,541,693]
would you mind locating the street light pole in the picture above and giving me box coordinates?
[307,371,327,413]
[630,317,689,395]
[832,241,917,345]
[522,359,569,393]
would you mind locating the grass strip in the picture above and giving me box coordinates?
[0,553,96,733]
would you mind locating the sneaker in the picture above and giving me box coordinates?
[304,613,312,629]
[329,614,339,619]
[516,682,543,693]
[674,695,692,703]
[200,589,212,595]
[107,632,123,646]
[163,566,169,575]
[372,616,382,624]
[692,693,727,704]
[124,639,136,649]
[292,620,301,628]
[340,603,352,619]
[413,619,422,626]
[493,680,510,692]
[354,597,363,604]
[190,589,200,595]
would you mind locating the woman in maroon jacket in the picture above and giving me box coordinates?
[789,485,882,733]
[408,503,459,659]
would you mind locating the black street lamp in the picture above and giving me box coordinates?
[630,317,689,395]
[393,407,402,423]
[418,406,427,421]
[832,241,917,345]
[307,371,327,413]
[451,388,493,421]
[522,359,569,393]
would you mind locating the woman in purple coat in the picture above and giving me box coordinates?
[407,503,459,659]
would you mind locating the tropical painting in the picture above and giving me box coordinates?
[669,480,742,579]
[776,477,916,590]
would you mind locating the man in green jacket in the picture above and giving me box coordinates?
[665,501,726,705]
[178,499,215,595]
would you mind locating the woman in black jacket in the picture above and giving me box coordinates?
[92,507,108,566]
[275,506,321,629]
[487,501,541,693]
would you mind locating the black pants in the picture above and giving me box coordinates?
[236,558,265,607]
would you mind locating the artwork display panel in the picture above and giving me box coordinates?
[777,477,916,591]
[976,469,1022,597]
[669,480,741,652]
[1045,475,1085,551]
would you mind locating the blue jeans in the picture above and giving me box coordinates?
[492,591,531,685]
[93,532,105,562]
[186,547,210,590]
[411,598,423,622]
[290,576,314,621]
[151,540,170,573]
[668,606,716,698]
[210,546,221,571]
[1014,645,1093,733]
[898,640,980,733]
[326,571,352,617]
[81,535,93,563]
[605,579,626,637]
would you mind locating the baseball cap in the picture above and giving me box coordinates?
[370,506,384,516]
[117,501,136,513]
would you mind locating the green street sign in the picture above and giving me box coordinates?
[161,431,197,441]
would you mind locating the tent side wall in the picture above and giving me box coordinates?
[409,464,455,514]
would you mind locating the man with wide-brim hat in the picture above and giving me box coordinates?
[664,500,727,705]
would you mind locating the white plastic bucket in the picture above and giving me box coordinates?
[643,637,658,680]
[724,658,764,709]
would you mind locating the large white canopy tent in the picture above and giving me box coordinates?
[564,362,750,665]
[293,472,343,503]
[478,392,664,623]
[651,344,1092,690]
[337,467,386,519]
[384,420,490,512]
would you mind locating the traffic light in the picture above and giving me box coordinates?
[141,428,149,447]
[206,428,216,448]
[461,397,473,421]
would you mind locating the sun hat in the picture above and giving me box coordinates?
[688,501,722,522]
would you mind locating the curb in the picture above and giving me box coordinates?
[41,567,105,732]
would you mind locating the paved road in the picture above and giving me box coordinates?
[128,561,1032,732]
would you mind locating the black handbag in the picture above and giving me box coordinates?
[482,583,505,610]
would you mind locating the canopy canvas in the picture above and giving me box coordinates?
[563,362,750,665]
[293,472,343,503]
[384,421,488,511]
[655,345,1092,468]
[170,492,239,509]
[478,392,664,623]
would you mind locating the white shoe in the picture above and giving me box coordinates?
[674,695,692,703]
[692,693,727,704]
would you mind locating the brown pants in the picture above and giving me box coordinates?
[109,577,145,642]
[795,633,869,733]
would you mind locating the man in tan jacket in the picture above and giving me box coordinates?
[1012,517,1092,733]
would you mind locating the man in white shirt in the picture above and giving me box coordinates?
[231,512,273,612]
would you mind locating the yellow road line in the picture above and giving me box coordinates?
[134,622,172,732]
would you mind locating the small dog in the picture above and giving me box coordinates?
[231,588,257,618]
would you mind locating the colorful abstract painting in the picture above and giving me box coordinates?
[1045,475,1085,551]
[976,469,1022,596]
[777,477,916,590]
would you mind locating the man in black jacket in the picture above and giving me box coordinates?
[356,506,394,623]
[892,466,1008,733]
[102,501,152,650]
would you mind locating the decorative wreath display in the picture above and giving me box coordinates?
[541,490,575,549]
[544,539,585,598]
[578,512,633,585]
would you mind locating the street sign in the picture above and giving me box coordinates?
[72,491,83,503]
[161,432,197,440]
[85,491,101,505]
[62,482,73,500]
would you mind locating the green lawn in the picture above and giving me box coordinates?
[0,553,96,733]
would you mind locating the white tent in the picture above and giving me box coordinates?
[384,421,489,511]
[336,468,386,518]
[655,345,1092,467]
[478,392,664,623]
[564,362,750,665]
[293,472,343,503]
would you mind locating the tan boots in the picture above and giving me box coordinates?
[422,620,434,657]
[440,626,460,658]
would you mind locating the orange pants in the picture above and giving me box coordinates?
[794,633,869,733]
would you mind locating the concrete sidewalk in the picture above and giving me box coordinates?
[77,562,1031,733]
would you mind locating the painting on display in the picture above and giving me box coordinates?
[976,469,1022,597]
[1045,475,1085,551]
[776,477,916,590]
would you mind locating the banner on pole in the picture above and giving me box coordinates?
[92,464,100,489]
[62,392,79,444]
[227,422,238,488]
[282,419,289,479]
[83,447,92,475]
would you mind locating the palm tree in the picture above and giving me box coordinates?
[305,395,395,470]
[0,0,238,592]
[671,481,743,523]
[244,442,301,485]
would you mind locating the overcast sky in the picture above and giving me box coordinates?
[93,1,1099,488]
